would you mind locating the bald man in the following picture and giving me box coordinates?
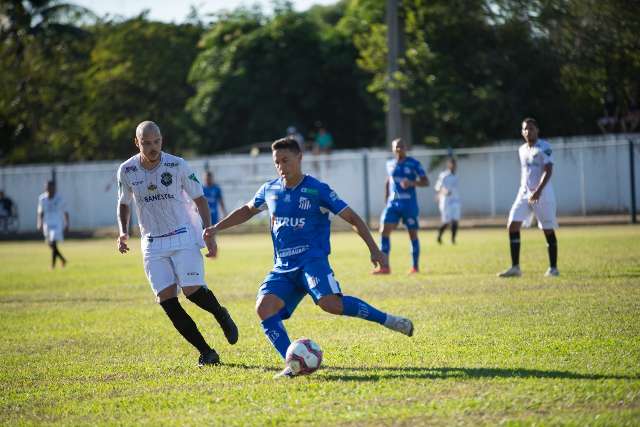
[116,121,238,367]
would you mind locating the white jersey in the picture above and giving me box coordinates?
[117,152,205,253]
[518,139,555,199]
[37,193,67,226]
[434,170,460,202]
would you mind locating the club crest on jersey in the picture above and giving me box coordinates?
[148,183,157,192]
[298,197,311,210]
[161,172,172,187]
[284,194,291,203]
[124,166,137,174]
[404,167,411,174]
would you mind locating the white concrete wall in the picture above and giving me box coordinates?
[1,134,638,232]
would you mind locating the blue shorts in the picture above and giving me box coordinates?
[257,258,342,320]
[381,200,419,230]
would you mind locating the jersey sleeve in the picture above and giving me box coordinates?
[414,159,427,177]
[250,183,268,211]
[181,161,205,199]
[117,166,133,206]
[541,142,553,165]
[37,196,43,215]
[319,183,348,215]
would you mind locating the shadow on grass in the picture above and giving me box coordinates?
[319,366,640,382]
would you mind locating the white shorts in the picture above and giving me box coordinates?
[508,194,558,229]
[143,246,206,295]
[439,198,461,223]
[43,223,64,242]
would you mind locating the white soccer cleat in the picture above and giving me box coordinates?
[544,267,560,277]
[384,315,414,337]
[273,366,297,379]
[497,265,522,277]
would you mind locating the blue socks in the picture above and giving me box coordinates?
[260,314,291,360]
[411,238,420,269]
[341,295,387,325]
[380,236,390,255]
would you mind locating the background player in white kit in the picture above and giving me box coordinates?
[117,121,238,367]
[434,158,461,244]
[498,118,559,277]
[37,180,69,269]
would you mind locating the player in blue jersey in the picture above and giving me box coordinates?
[375,138,429,274]
[205,137,414,378]
[202,171,226,226]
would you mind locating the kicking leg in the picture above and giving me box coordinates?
[318,294,413,337]
[437,223,447,244]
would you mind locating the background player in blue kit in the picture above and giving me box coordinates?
[202,171,226,226]
[205,137,414,378]
[375,138,429,274]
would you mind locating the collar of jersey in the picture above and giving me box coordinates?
[280,174,307,191]
[137,152,164,172]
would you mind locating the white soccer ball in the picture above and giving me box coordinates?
[285,338,323,375]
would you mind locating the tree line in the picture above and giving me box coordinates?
[1,0,638,164]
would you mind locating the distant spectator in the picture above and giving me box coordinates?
[286,126,306,152]
[313,121,333,154]
[621,86,640,133]
[597,90,619,134]
[0,190,16,233]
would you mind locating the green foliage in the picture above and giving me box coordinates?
[82,18,202,160]
[1,227,639,424]
[187,6,383,152]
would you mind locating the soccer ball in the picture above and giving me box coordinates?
[285,338,323,375]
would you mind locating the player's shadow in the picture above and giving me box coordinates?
[320,366,639,382]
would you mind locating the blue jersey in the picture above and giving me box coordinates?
[203,184,222,215]
[386,156,426,204]
[251,175,348,272]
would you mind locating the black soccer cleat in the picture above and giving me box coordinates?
[198,349,221,367]
[215,307,239,345]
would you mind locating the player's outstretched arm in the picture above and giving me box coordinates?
[117,203,130,254]
[338,207,388,269]
[204,203,261,238]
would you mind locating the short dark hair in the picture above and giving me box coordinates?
[271,136,301,154]
[522,117,538,128]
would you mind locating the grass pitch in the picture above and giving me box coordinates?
[1,225,639,426]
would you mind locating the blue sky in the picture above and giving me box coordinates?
[73,0,338,22]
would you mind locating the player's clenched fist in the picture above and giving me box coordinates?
[118,233,129,253]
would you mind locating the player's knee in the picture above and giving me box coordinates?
[255,295,282,320]
[508,222,521,232]
[156,284,178,304]
[318,296,342,315]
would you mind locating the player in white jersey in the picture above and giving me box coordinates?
[37,180,69,269]
[117,121,238,367]
[498,118,559,278]
[434,158,461,244]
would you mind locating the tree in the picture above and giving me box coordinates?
[187,5,383,152]
[81,17,203,160]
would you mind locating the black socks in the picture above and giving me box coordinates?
[50,242,66,267]
[451,221,458,243]
[544,231,558,268]
[186,287,225,320]
[509,231,521,267]
[160,297,211,354]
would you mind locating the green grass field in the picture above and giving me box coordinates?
[1,225,639,426]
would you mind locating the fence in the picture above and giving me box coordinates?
[1,134,638,233]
